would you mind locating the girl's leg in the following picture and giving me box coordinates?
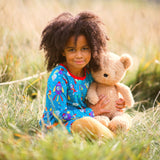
[71,117,114,140]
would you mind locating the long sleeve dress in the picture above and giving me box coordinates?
[39,64,94,133]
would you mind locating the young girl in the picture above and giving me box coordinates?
[39,11,125,140]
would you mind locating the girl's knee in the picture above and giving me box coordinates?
[71,117,97,134]
[71,117,95,131]
[71,117,114,139]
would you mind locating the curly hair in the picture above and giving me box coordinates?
[40,11,109,72]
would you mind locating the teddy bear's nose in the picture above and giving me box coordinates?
[103,73,108,77]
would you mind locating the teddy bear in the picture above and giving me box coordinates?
[87,52,134,133]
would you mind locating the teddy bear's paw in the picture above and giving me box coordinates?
[125,98,135,108]
[108,116,132,133]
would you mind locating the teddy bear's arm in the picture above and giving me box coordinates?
[87,82,99,105]
[116,83,134,107]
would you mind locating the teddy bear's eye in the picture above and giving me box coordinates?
[103,73,108,77]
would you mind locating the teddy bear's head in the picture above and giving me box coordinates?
[91,52,133,85]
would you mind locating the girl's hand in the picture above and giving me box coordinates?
[89,95,110,116]
[115,98,126,112]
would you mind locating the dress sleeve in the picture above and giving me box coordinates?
[83,107,94,117]
[40,68,95,129]
[42,72,78,126]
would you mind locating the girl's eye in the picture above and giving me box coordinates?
[81,47,89,51]
[67,48,76,52]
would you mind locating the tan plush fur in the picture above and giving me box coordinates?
[87,52,134,133]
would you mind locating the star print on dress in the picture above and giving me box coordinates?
[48,90,51,95]
[63,78,68,84]
[39,64,94,133]
[59,68,64,74]
[70,84,76,93]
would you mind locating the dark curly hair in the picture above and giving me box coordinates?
[40,11,109,72]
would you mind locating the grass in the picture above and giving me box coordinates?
[0,0,160,159]
[0,89,160,159]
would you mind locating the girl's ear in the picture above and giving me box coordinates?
[62,53,66,56]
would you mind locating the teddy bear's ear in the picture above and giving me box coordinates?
[120,54,133,69]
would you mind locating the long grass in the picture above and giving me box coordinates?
[0,0,160,159]
[0,86,160,159]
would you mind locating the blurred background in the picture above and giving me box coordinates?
[0,0,160,110]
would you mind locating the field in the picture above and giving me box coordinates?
[0,0,160,159]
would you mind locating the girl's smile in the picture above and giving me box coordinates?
[63,35,91,77]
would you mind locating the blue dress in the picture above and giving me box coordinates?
[39,64,94,133]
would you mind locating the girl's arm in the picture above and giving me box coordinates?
[89,95,126,115]
[41,72,94,127]
[43,74,75,124]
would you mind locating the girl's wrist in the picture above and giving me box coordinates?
[89,105,99,116]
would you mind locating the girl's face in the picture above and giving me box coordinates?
[63,35,91,75]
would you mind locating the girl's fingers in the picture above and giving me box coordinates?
[99,96,110,114]
[116,98,125,105]
[101,108,110,114]
[115,98,126,111]
[115,105,125,109]
[103,99,110,106]
[98,95,104,99]
[98,95,106,103]
[91,95,111,115]
[99,96,110,107]
[93,97,126,114]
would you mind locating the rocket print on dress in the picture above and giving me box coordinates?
[53,82,64,101]
[39,64,94,133]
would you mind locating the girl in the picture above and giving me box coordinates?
[39,11,125,140]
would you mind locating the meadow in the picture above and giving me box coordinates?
[0,0,160,159]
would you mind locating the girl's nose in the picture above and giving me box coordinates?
[76,51,82,58]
